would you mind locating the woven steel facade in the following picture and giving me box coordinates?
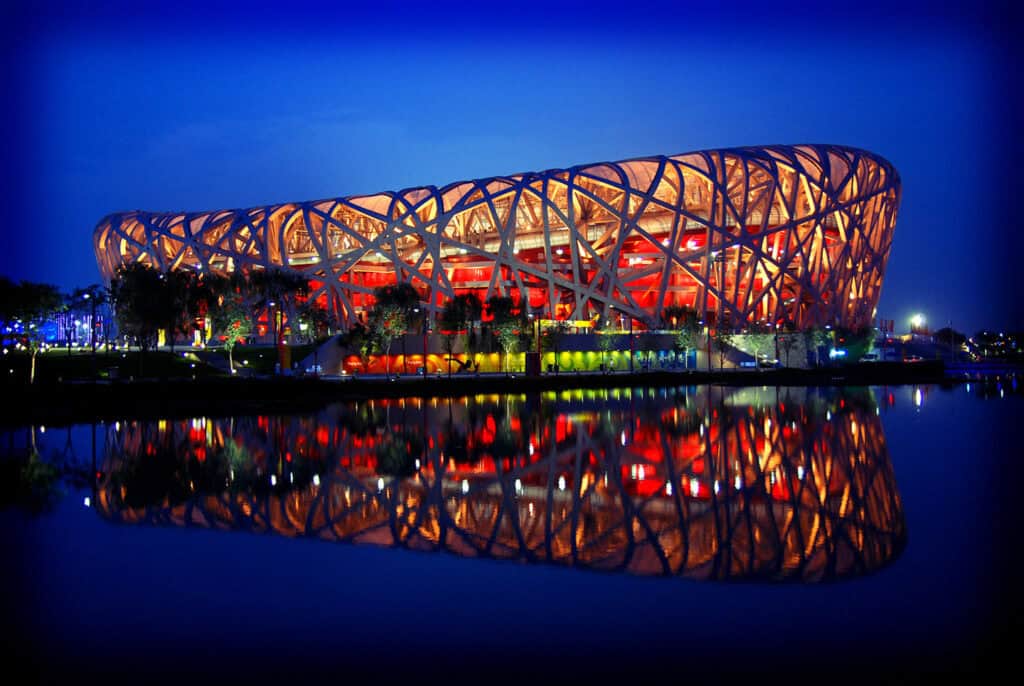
[93,144,900,329]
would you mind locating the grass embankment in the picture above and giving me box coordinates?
[2,360,950,426]
[1,349,221,383]
[0,344,322,383]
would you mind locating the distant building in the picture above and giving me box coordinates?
[94,144,900,330]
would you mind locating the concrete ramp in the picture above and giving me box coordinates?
[297,335,346,374]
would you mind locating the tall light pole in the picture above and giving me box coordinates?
[84,292,96,379]
[611,305,633,373]
[423,316,430,376]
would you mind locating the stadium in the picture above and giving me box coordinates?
[93,144,900,331]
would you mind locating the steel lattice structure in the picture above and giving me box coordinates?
[94,144,900,329]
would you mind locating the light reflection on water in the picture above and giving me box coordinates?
[4,378,1020,678]
[69,385,906,582]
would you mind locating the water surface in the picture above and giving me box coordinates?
[2,380,1018,680]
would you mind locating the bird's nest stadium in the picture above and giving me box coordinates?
[94,144,900,330]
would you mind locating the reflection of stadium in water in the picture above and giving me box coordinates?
[95,387,905,582]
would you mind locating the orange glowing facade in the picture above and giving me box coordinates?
[94,145,900,329]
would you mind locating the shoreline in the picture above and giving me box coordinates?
[1,360,979,426]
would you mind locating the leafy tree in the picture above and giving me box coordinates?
[542,320,571,368]
[339,322,376,373]
[933,326,966,347]
[370,303,405,376]
[109,263,167,376]
[778,321,800,367]
[211,290,252,374]
[182,273,228,345]
[712,316,735,370]
[661,305,698,331]
[0,277,64,383]
[596,331,617,369]
[832,326,874,362]
[805,327,833,367]
[589,319,619,370]
[672,329,695,369]
[370,283,421,374]
[440,293,481,376]
[486,296,526,372]
[667,306,700,370]
[248,268,309,343]
[933,326,967,361]
[743,321,776,370]
[296,299,332,343]
[637,330,661,369]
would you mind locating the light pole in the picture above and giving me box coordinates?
[423,317,430,376]
[774,322,780,366]
[83,292,97,379]
[701,319,709,371]
[610,305,633,373]
[532,315,540,356]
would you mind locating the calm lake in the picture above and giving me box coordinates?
[2,379,1019,681]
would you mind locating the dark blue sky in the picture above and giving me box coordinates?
[2,1,1021,333]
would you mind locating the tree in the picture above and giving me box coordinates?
[248,268,310,344]
[712,316,735,370]
[744,321,776,371]
[637,330,661,369]
[439,302,463,378]
[340,322,375,373]
[369,283,421,376]
[370,303,405,376]
[182,273,229,346]
[833,326,874,362]
[0,277,63,384]
[68,284,107,378]
[296,299,332,343]
[542,320,571,371]
[108,263,167,377]
[486,295,525,373]
[805,327,832,367]
[672,328,695,369]
[778,321,800,367]
[661,305,697,331]
[934,326,967,362]
[161,269,193,353]
[593,321,614,372]
[211,290,252,374]
[440,293,481,377]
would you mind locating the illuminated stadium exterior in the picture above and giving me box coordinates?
[93,144,900,330]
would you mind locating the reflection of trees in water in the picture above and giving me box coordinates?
[376,432,423,477]
[94,386,906,582]
[0,425,93,512]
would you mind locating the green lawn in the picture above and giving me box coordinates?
[206,342,321,374]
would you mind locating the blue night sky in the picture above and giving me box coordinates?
[2,1,1021,333]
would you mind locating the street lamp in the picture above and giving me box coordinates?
[611,305,634,373]
[422,316,430,376]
